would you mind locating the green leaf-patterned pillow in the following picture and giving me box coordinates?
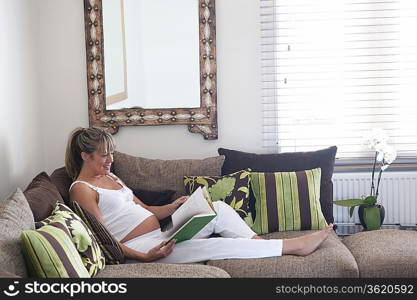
[36,203,105,277]
[184,169,253,226]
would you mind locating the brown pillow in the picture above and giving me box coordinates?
[24,172,64,222]
[50,167,73,205]
[113,151,225,199]
[133,189,176,206]
[70,201,125,265]
[218,146,337,224]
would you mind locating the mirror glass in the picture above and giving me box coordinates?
[102,0,200,110]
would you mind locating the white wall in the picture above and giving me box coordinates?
[38,0,263,174]
[0,0,43,198]
[38,0,90,172]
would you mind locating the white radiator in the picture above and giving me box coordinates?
[332,172,417,225]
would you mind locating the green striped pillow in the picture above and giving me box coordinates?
[251,168,328,234]
[36,203,105,277]
[21,225,90,278]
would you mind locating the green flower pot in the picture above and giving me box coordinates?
[358,204,385,230]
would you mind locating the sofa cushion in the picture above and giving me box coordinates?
[50,167,73,205]
[207,230,358,278]
[184,169,253,225]
[0,270,21,278]
[218,146,337,224]
[342,229,417,278]
[24,172,64,222]
[96,262,230,278]
[251,168,327,234]
[21,224,90,278]
[113,151,225,199]
[0,188,35,277]
[70,201,125,265]
[36,203,105,277]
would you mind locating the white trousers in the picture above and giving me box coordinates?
[123,201,283,264]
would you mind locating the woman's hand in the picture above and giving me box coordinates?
[144,240,176,262]
[142,195,190,221]
[170,196,189,212]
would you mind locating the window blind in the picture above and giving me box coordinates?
[260,0,417,159]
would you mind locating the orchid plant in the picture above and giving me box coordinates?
[333,129,397,230]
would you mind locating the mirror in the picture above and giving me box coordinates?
[103,0,200,110]
[83,0,218,139]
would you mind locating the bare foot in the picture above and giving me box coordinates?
[282,224,334,256]
[252,235,263,239]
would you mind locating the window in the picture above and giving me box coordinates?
[260,0,417,160]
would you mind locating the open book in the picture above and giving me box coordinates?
[163,186,216,244]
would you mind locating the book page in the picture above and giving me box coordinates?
[170,187,215,231]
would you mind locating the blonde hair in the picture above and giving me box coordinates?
[65,127,116,180]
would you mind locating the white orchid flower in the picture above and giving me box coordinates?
[376,151,384,162]
[383,145,397,165]
[375,142,389,162]
[378,145,397,170]
[374,142,387,153]
[364,128,389,150]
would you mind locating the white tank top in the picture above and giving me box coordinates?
[69,174,155,241]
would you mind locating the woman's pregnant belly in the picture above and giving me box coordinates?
[119,215,161,244]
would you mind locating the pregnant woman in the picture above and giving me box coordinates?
[66,127,333,264]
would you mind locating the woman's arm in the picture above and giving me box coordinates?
[69,184,104,223]
[70,183,175,262]
[132,195,189,220]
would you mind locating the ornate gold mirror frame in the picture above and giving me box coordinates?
[83,0,218,139]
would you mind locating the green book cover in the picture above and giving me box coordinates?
[165,214,216,244]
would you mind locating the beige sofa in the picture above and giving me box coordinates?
[1,150,417,278]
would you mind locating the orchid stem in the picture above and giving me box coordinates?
[370,151,377,196]
[376,168,383,199]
